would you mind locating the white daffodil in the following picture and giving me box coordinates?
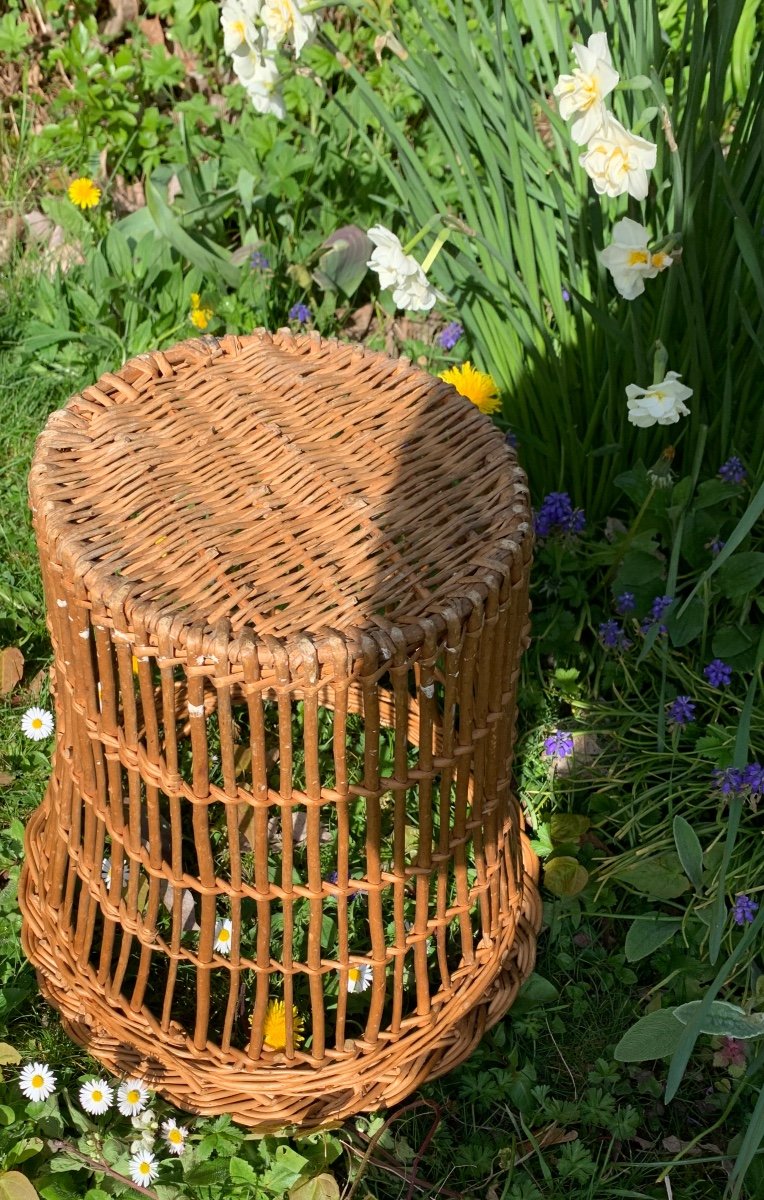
[19,1062,56,1102]
[233,50,286,118]
[214,918,233,955]
[79,1078,114,1115]
[625,371,692,427]
[347,963,372,993]
[599,218,673,299]
[579,114,657,200]
[367,225,444,313]
[553,31,619,145]
[129,1149,159,1189]
[220,0,261,56]
[117,1078,150,1117]
[261,0,317,57]
[21,707,54,741]
[162,1118,189,1156]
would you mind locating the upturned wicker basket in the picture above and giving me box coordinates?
[21,330,541,1130]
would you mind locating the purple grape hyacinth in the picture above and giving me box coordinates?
[543,731,574,760]
[641,594,673,635]
[599,620,631,651]
[250,249,270,270]
[743,763,764,798]
[289,302,311,323]
[615,591,636,615]
[534,492,585,539]
[713,766,744,795]
[704,659,733,688]
[732,894,759,925]
[437,321,463,351]
[667,695,695,726]
[718,456,746,484]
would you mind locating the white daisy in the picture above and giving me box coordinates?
[101,857,129,889]
[79,1078,114,1115]
[347,963,372,993]
[117,1078,150,1117]
[19,1062,56,1102]
[129,1149,159,1188]
[21,707,54,741]
[162,1117,189,1155]
[214,918,233,954]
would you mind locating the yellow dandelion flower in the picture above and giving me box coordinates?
[189,293,213,330]
[262,999,304,1051]
[67,177,101,210]
[439,361,501,415]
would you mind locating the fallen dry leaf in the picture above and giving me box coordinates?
[0,772,14,789]
[514,1123,578,1164]
[0,647,24,695]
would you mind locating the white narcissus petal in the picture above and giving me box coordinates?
[579,115,657,200]
[366,225,445,312]
[626,372,692,427]
[553,32,619,146]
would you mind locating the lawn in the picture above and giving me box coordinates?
[0,0,762,1197]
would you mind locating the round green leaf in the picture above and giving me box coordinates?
[0,1172,40,1200]
[289,1174,341,1200]
[543,856,589,897]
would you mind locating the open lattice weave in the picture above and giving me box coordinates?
[21,330,541,1130]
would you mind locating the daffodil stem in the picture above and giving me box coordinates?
[420,227,451,273]
[402,214,443,255]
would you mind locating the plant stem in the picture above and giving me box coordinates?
[46,1139,164,1200]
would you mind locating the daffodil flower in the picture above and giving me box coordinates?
[599,218,672,299]
[626,371,692,427]
[579,115,657,200]
[553,32,619,145]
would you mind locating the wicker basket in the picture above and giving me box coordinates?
[21,330,541,1130]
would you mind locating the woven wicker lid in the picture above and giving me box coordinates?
[30,331,531,649]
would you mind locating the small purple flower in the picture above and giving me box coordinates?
[704,659,732,688]
[641,594,673,635]
[710,537,726,556]
[543,731,574,760]
[718,456,746,484]
[667,695,695,726]
[561,287,571,303]
[713,766,744,795]
[325,870,339,885]
[504,429,518,449]
[615,591,636,615]
[732,894,759,926]
[743,763,764,798]
[534,492,586,539]
[250,249,270,270]
[437,321,463,351]
[289,302,311,324]
[599,619,631,651]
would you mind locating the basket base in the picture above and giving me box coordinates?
[20,798,542,1131]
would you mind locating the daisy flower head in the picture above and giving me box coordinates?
[262,998,305,1051]
[347,963,372,993]
[214,918,233,954]
[19,1062,56,1102]
[117,1078,150,1117]
[162,1117,189,1155]
[21,707,54,741]
[439,362,500,415]
[129,1149,159,1188]
[80,1078,114,1115]
[68,177,101,209]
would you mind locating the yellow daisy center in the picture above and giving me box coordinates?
[219,928,230,942]
[627,250,649,267]
[168,1128,183,1144]
[348,967,361,982]
[31,718,43,729]
[92,1089,103,1102]
[127,1089,140,1103]
[139,1162,151,1175]
[32,1074,44,1088]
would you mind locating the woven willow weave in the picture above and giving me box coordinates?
[21,330,541,1130]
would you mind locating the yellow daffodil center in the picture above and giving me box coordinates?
[439,362,501,415]
[627,250,649,266]
[233,19,245,34]
[32,1074,44,1088]
[652,251,671,268]
[32,718,43,729]
[578,75,599,107]
[92,1090,103,1102]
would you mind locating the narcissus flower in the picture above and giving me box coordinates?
[129,1149,159,1188]
[21,707,54,741]
[367,225,444,312]
[553,32,619,145]
[19,1062,56,1102]
[117,1078,150,1117]
[599,218,672,300]
[214,918,233,954]
[79,1078,114,1115]
[232,49,285,117]
[262,999,304,1050]
[261,0,317,57]
[625,371,692,427]
[67,177,101,209]
[579,115,657,201]
[439,362,500,414]
[347,964,372,993]
[220,0,260,55]
[162,1118,188,1155]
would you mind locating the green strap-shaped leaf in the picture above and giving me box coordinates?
[145,177,240,288]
